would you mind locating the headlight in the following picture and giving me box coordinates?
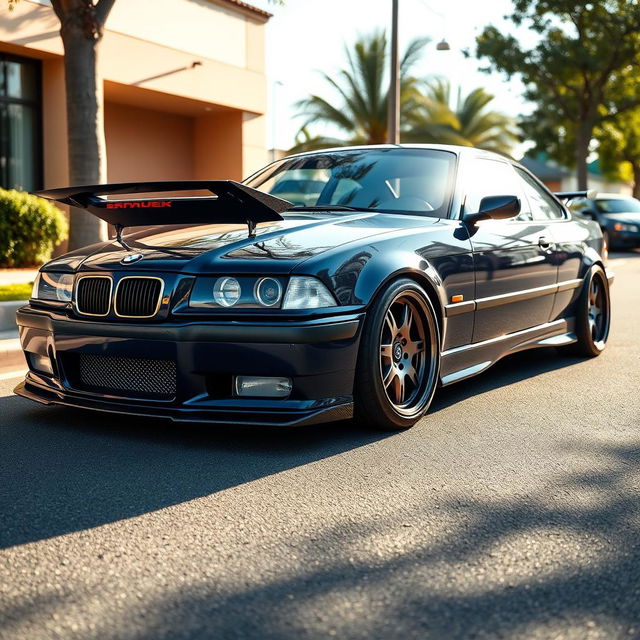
[31,272,74,302]
[189,275,336,310]
[190,276,287,309]
[213,277,241,307]
[254,277,283,307]
[613,222,639,232]
[282,276,336,309]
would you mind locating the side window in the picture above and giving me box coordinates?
[514,167,565,221]
[463,159,531,221]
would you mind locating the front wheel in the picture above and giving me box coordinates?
[354,279,440,430]
[568,265,611,357]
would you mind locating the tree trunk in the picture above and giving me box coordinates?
[59,19,108,250]
[575,122,592,190]
[633,163,640,200]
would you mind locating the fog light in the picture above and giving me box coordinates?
[234,376,292,398]
[28,353,53,375]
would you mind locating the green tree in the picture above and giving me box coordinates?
[290,31,427,153]
[476,0,640,189]
[597,108,640,198]
[404,79,519,155]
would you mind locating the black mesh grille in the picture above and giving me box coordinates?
[77,354,176,399]
[76,277,111,316]
[115,278,162,317]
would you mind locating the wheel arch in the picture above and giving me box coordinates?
[359,262,447,348]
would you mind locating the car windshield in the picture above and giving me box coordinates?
[244,148,456,217]
[595,198,640,214]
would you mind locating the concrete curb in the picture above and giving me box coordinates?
[0,333,25,372]
[0,300,25,332]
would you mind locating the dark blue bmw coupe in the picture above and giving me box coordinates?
[15,145,613,430]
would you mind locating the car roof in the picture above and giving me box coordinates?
[280,143,509,163]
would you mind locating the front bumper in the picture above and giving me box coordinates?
[608,227,640,248]
[14,306,363,427]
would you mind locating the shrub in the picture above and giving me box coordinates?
[0,189,68,267]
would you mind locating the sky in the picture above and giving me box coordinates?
[249,0,531,152]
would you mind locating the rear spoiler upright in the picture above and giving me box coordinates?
[553,190,598,201]
[35,180,293,245]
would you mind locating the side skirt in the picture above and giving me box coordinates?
[439,318,576,387]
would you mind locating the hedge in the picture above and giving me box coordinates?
[0,188,68,267]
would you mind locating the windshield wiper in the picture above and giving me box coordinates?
[288,205,372,212]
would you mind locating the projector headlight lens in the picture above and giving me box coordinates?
[212,277,241,307]
[32,272,74,302]
[254,277,283,307]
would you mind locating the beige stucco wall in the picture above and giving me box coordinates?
[104,102,195,183]
[0,0,269,190]
[0,0,267,114]
[106,0,248,69]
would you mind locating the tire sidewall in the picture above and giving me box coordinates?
[576,265,611,356]
[355,278,441,429]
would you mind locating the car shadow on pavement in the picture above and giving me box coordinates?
[0,391,391,549]
[1,343,584,550]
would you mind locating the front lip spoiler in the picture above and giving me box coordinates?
[14,379,354,428]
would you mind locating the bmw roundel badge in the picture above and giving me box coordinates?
[121,252,143,264]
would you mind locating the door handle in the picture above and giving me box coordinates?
[538,235,553,250]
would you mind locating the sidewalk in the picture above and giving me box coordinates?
[0,268,38,286]
[0,328,25,375]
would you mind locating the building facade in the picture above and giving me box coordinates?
[0,0,271,196]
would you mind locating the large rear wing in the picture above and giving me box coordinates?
[553,190,598,201]
[35,180,292,240]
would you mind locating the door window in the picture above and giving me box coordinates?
[463,159,531,221]
[514,167,565,221]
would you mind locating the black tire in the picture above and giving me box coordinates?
[568,265,611,357]
[354,278,440,430]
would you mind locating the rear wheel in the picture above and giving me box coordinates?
[568,265,611,357]
[354,279,440,430]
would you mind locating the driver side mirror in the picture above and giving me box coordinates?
[464,195,521,225]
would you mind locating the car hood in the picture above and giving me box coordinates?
[45,211,435,274]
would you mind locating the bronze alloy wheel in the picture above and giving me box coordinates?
[355,279,440,430]
[379,291,437,416]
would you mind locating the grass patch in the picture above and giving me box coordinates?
[0,282,32,302]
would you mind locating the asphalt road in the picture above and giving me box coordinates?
[1,252,639,640]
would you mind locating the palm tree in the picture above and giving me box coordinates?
[289,31,428,153]
[404,79,519,155]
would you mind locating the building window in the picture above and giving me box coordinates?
[0,54,42,192]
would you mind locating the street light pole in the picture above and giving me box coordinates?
[387,0,400,144]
